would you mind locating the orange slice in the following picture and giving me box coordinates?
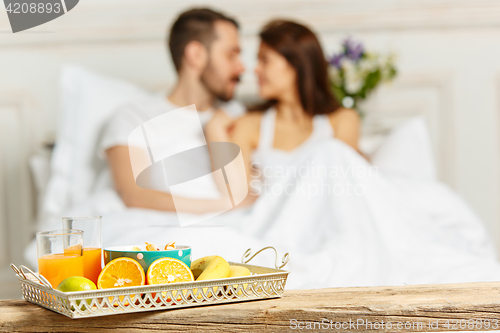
[97,257,145,306]
[147,257,194,302]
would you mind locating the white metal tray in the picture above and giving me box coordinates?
[11,246,290,319]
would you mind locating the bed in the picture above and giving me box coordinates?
[2,0,500,300]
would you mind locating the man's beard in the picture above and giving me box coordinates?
[200,61,240,102]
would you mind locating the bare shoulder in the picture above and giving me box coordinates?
[328,107,360,122]
[232,112,262,133]
[229,112,263,147]
[328,107,360,131]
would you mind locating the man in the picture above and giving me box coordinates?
[100,8,246,213]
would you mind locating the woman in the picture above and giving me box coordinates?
[206,19,500,288]
[207,20,361,189]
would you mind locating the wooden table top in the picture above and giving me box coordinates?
[2,281,500,332]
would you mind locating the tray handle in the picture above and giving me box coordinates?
[241,246,289,269]
[11,263,53,289]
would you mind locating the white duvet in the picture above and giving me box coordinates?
[24,119,500,290]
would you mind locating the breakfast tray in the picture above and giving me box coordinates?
[11,246,290,319]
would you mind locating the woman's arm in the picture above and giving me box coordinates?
[228,114,261,187]
[205,111,261,204]
[106,145,232,214]
[206,112,260,186]
[329,108,361,152]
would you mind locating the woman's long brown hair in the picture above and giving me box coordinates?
[251,20,341,115]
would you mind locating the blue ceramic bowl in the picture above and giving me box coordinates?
[103,245,192,273]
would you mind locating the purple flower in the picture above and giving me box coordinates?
[328,54,343,68]
[343,37,364,62]
[328,37,365,68]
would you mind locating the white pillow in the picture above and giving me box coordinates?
[369,116,437,181]
[40,65,148,230]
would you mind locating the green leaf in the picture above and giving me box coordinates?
[330,82,346,102]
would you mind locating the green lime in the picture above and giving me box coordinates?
[57,277,97,310]
[57,276,97,292]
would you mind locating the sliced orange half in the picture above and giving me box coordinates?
[97,257,145,306]
[147,257,194,302]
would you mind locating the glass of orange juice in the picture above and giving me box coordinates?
[62,216,102,285]
[36,229,84,288]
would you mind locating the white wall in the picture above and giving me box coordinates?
[1,0,500,298]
